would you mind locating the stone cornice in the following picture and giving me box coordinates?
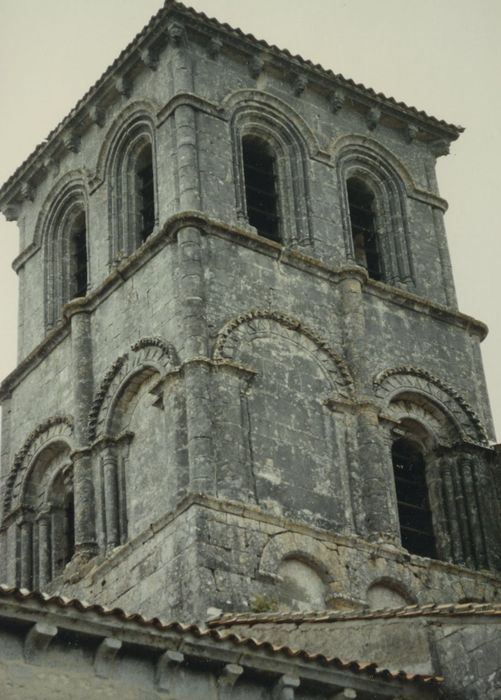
[0,2,461,218]
[0,211,488,402]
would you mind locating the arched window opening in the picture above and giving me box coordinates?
[63,488,75,566]
[242,136,280,243]
[50,470,75,578]
[70,210,88,299]
[392,438,436,559]
[135,143,155,244]
[347,178,382,280]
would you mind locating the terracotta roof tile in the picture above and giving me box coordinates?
[209,601,501,627]
[0,585,441,687]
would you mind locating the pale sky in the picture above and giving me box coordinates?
[0,0,500,439]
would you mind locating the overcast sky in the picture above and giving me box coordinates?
[0,0,500,438]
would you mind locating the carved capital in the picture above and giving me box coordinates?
[208,36,223,59]
[330,88,345,113]
[249,55,264,79]
[367,107,381,130]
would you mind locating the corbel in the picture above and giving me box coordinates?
[140,45,160,71]
[249,55,265,79]
[292,73,308,97]
[3,203,20,221]
[167,20,186,46]
[405,123,419,143]
[332,690,357,700]
[89,105,106,128]
[366,107,381,130]
[272,675,300,700]
[208,36,223,59]
[24,622,58,664]
[115,75,132,98]
[94,637,122,678]
[21,182,35,202]
[330,88,345,114]
[430,138,450,157]
[156,649,184,692]
[218,664,243,697]
[42,153,60,176]
[62,130,80,153]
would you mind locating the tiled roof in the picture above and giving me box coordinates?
[209,601,501,627]
[0,585,440,687]
[0,0,462,203]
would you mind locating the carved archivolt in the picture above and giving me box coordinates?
[93,100,160,186]
[223,89,323,158]
[214,310,353,399]
[389,398,453,448]
[88,337,179,441]
[33,170,90,253]
[229,93,314,246]
[335,139,414,287]
[4,416,74,515]
[374,366,488,445]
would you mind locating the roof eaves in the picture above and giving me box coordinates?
[0,1,462,208]
[0,585,442,687]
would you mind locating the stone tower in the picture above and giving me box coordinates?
[0,1,499,622]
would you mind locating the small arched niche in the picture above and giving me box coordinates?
[278,557,328,611]
[367,580,413,610]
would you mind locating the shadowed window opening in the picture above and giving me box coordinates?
[136,144,155,243]
[347,178,382,280]
[243,136,280,243]
[70,211,88,299]
[64,490,75,566]
[392,438,436,558]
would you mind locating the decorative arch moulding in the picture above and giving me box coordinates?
[213,308,354,401]
[0,210,488,403]
[87,336,179,442]
[4,416,74,516]
[373,366,489,446]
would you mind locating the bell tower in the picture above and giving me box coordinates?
[0,1,499,621]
